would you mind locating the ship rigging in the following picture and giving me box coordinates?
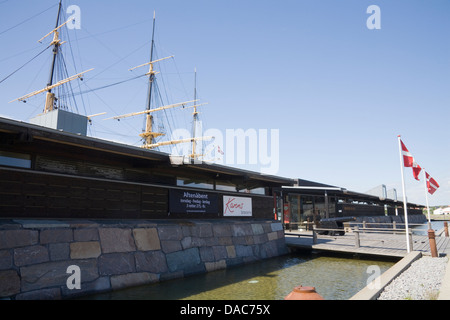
[106,11,214,159]
[5,1,215,160]
[9,1,93,115]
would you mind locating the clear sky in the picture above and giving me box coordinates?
[1,0,449,206]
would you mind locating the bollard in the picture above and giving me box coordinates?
[354,226,360,248]
[408,231,414,252]
[428,229,438,258]
[445,222,449,238]
[312,227,317,244]
[284,285,324,300]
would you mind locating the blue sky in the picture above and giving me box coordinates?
[0,0,449,206]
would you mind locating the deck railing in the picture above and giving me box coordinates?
[348,221,424,232]
[285,224,416,250]
[285,221,449,255]
[284,221,425,232]
[311,226,414,250]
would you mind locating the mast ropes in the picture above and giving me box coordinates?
[108,11,213,154]
[6,4,213,158]
[9,0,93,114]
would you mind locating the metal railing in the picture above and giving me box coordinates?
[348,221,424,233]
[286,221,449,254]
[285,224,415,251]
[310,225,414,250]
[285,221,426,234]
[284,220,424,232]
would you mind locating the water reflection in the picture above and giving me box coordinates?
[84,252,396,300]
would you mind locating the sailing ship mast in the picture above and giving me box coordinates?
[9,0,93,112]
[141,10,162,147]
[108,11,213,152]
[188,68,210,160]
[44,0,66,113]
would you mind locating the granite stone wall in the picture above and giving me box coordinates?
[0,219,287,300]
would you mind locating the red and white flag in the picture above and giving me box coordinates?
[412,160,422,181]
[400,139,422,180]
[400,140,414,167]
[426,172,439,195]
[397,136,414,253]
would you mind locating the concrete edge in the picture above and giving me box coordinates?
[438,256,450,300]
[349,251,423,300]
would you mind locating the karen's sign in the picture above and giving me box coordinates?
[169,190,218,214]
[223,196,252,217]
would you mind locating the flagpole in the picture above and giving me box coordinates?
[423,169,431,229]
[398,135,411,253]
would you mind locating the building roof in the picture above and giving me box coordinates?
[282,179,424,208]
[0,116,295,190]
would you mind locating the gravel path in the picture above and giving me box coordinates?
[378,256,448,300]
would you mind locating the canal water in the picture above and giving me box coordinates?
[412,220,445,235]
[84,221,444,300]
[84,252,396,300]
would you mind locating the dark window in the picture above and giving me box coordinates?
[0,151,31,168]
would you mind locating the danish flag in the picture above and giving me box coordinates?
[400,139,422,180]
[426,172,439,195]
[412,160,422,181]
[400,140,414,167]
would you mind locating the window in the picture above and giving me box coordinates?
[0,151,31,168]
[215,183,236,192]
[177,178,214,190]
[239,187,265,195]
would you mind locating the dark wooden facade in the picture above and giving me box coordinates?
[0,117,292,220]
[0,167,274,219]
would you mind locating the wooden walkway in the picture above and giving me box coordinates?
[285,230,450,258]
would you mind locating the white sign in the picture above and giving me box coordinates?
[223,196,252,217]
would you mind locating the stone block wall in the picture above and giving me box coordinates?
[0,219,287,299]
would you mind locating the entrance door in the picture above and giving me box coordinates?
[273,190,283,222]
[301,195,315,230]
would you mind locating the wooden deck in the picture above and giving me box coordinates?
[285,230,450,258]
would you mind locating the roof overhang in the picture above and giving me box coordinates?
[281,180,424,208]
[0,116,294,189]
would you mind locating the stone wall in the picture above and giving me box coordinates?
[0,219,287,300]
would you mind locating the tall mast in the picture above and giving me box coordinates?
[109,12,214,151]
[47,0,62,89]
[10,0,93,109]
[191,68,201,159]
[146,11,156,112]
[141,11,163,147]
[44,0,63,113]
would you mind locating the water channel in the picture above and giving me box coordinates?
[84,252,396,300]
[83,221,443,300]
[411,220,444,235]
